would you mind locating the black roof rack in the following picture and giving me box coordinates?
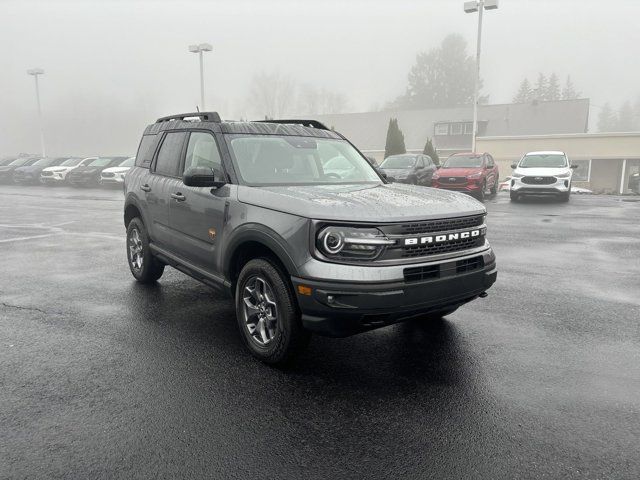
[256,119,330,130]
[156,112,221,123]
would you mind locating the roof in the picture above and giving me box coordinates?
[143,119,341,140]
[310,98,590,151]
[524,151,566,155]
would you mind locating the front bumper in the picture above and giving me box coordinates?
[40,172,67,184]
[13,173,37,184]
[292,247,496,337]
[433,180,482,195]
[511,177,570,195]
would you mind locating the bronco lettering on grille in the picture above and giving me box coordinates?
[404,228,483,246]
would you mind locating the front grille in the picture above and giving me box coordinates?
[41,171,53,176]
[387,215,484,236]
[522,176,555,185]
[439,176,467,184]
[102,172,115,178]
[400,235,484,258]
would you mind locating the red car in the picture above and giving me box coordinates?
[431,152,499,201]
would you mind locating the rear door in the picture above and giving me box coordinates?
[168,130,226,273]
[146,131,188,250]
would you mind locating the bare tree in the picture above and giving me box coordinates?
[297,84,348,115]
[248,71,296,119]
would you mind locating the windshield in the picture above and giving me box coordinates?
[88,158,114,167]
[443,155,483,168]
[8,157,33,167]
[380,155,416,169]
[32,158,54,166]
[117,157,135,167]
[60,157,83,167]
[519,154,568,168]
[227,135,381,185]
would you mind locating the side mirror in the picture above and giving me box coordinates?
[379,170,388,179]
[570,164,579,169]
[183,166,225,188]
[510,163,517,169]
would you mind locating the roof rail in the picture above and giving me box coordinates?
[256,119,330,130]
[156,112,221,123]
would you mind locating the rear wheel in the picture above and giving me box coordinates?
[235,258,310,364]
[126,217,164,283]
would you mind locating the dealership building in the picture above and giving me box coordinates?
[315,98,639,194]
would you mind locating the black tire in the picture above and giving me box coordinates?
[409,177,418,185]
[490,178,498,196]
[560,192,570,202]
[420,307,458,322]
[476,181,486,202]
[510,191,519,202]
[126,217,164,283]
[235,258,310,364]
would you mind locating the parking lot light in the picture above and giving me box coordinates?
[27,68,46,157]
[188,43,213,111]
[464,0,498,153]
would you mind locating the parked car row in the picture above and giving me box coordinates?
[378,150,582,203]
[0,155,134,187]
[378,152,499,202]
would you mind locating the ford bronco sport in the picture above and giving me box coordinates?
[124,112,497,363]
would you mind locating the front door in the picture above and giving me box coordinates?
[168,131,226,274]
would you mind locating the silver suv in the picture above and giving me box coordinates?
[124,112,497,363]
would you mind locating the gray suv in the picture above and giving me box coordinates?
[124,112,497,363]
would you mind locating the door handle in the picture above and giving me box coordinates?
[171,192,186,202]
[140,184,151,192]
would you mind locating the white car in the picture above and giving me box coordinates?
[40,157,97,185]
[100,157,135,186]
[509,151,578,202]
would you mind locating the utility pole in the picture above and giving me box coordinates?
[27,68,46,157]
[188,43,213,110]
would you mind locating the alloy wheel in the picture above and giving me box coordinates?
[128,227,144,271]
[242,276,278,346]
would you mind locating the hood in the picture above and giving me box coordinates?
[514,167,571,176]
[436,167,483,177]
[380,167,412,177]
[237,183,485,222]
[102,166,131,174]
[43,165,73,173]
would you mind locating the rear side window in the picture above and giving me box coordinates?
[154,132,187,177]
[135,134,157,168]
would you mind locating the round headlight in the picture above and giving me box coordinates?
[321,228,344,254]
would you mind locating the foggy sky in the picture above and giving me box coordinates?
[1,0,638,156]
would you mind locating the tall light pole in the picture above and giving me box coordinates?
[27,68,46,157]
[188,43,212,111]
[464,0,498,152]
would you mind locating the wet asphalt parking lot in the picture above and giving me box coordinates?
[1,184,639,479]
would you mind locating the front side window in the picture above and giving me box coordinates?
[442,155,483,168]
[519,154,568,168]
[227,135,381,185]
[184,132,222,173]
[155,132,187,177]
[380,155,417,169]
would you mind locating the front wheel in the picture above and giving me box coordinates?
[560,191,571,202]
[510,191,519,202]
[476,181,486,202]
[126,217,164,283]
[236,258,310,364]
[490,178,498,195]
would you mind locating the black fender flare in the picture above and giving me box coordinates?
[123,194,149,229]
[222,223,299,280]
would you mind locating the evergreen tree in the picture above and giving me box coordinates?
[384,118,406,158]
[616,101,635,131]
[561,75,580,100]
[513,78,533,103]
[422,138,439,165]
[533,73,547,101]
[546,73,561,101]
[597,103,617,132]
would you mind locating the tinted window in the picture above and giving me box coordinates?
[380,155,417,169]
[155,132,186,177]
[135,134,157,167]
[417,157,425,168]
[519,154,567,168]
[184,132,222,173]
[442,155,483,168]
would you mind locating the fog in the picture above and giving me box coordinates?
[1,0,638,156]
